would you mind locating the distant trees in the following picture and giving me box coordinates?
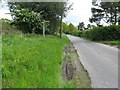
[68,23,77,33]
[89,1,120,26]
[8,2,72,36]
[62,22,78,34]
[62,22,69,34]
[77,22,93,30]
[77,22,85,31]
[87,24,92,29]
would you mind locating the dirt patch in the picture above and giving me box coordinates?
[62,60,74,81]
[118,45,120,49]
[62,43,92,88]
[109,44,120,49]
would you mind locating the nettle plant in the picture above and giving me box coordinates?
[12,8,44,34]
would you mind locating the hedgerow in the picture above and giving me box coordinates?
[82,25,120,41]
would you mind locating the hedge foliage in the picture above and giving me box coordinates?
[82,25,120,41]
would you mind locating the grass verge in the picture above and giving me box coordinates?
[97,41,120,49]
[2,34,75,88]
[80,37,120,49]
[100,41,120,45]
[62,43,91,88]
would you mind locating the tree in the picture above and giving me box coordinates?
[62,22,69,34]
[78,22,85,31]
[68,23,77,34]
[89,1,120,26]
[11,8,43,33]
[87,24,92,29]
[8,2,72,37]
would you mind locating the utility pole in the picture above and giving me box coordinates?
[42,20,49,37]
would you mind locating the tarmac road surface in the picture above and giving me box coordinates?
[67,35,118,88]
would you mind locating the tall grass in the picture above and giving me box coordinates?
[2,34,75,88]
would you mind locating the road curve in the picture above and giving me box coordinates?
[67,35,118,88]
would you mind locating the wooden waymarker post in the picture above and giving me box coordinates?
[42,20,49,37]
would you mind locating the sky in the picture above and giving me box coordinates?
[63,0,93,26]
[0,0,93,26]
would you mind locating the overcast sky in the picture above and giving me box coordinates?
[0,0,93,26]
[63,0,93,26]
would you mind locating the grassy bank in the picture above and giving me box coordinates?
[2,34,75,88]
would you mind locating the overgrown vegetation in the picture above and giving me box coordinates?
[2,34,76,88]
[1,18,21,35]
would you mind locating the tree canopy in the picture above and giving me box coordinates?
[77,22,85,31]
[89,1,120,26]
[8,1,72,34]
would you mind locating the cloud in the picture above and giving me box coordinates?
[0,8,12,20]
[63,0,93,26]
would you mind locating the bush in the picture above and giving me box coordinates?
[82,25,120,41]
